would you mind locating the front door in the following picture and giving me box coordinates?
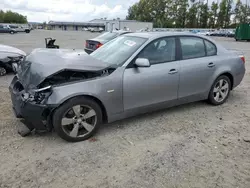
[123,37,180,111]
[178,36,218,99]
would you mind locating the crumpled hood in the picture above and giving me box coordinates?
[0,44,26,59]
[17,48,109,89]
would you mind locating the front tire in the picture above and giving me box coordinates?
[208,75,231,105]
[53,97,103,142]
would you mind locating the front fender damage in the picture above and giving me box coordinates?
[14,68,115,131]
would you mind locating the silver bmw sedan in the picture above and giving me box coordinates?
[9,32,245,142]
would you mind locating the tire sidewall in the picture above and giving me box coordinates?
[208,75,231,105]
[53,97,103,142]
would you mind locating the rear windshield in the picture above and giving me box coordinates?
[95,32,119,40]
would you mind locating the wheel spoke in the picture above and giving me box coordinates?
[219,80,224,87]
[72,105,81,118]
[81,122,94,132]
[69,124,79,137]
[213,87,219,93]
[219,90,226,99]
[84,109,96,119]
[221,82,229,90]
[214,92,220,101]
[61,117,74,126]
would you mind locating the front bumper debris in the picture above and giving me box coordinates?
[9,76,54,132]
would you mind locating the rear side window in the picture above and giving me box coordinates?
[180,37,205,60]
[205,40,217,56]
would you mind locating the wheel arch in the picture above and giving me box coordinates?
[51,94,108,124]
[217,72,234,90]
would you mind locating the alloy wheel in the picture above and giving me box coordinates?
[61,105,97,138]
[213,79,229,103]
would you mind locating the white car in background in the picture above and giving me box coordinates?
[0,44,26,76]
[9,25,31,33]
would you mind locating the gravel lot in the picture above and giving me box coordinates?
[0,30,249,188]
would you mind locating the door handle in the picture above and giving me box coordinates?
[208,62,215,68]
[168,69,178,74]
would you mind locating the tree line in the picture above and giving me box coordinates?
[0,10,28,24]
[126,0,250,28]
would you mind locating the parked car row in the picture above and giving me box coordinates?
[206,30,235,37]
[0,24,31,34]
[82,27,104,32]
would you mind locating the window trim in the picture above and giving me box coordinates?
[126,36,179,68]
[204,39,217,57]
[178,36,217,61]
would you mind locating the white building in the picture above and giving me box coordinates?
[48,21,105,31]
[89,19,153,32]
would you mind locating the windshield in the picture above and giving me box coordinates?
[91,36,147,66]
[96,32,119,40]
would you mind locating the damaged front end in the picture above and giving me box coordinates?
[9,48,115,133]
[9,76,54,132]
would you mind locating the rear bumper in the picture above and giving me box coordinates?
[233,68,245,89]
[84,48,94,54]
[9,76,53,131]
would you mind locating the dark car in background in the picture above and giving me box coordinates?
[0,24,16,34]
[85,30,132,54]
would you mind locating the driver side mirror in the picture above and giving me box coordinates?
[134,58,150,67]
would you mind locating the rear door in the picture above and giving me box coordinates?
[178,36,218,100]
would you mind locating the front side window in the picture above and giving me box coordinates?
[138,37,176,64]
[180,37,205,60]
[91,36,147,66]
[205,40,217,56]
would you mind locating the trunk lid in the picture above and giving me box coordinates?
[85,39,108,50]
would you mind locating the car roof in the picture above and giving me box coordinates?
[108,30,131,34]
[125,32,209,40]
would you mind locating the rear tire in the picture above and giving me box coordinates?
[10,31,14,34]
[208,75,231,105]
[53,97,103,142]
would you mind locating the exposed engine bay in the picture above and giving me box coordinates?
[38,68,115,88]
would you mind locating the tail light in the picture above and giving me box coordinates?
[85,41,88,48]
[240,55,245,64]
[96,43,103,49]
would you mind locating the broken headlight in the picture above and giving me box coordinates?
[22,86,52,104]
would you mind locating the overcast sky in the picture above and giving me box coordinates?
[2,0,139,22]
[2,0,243,23]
